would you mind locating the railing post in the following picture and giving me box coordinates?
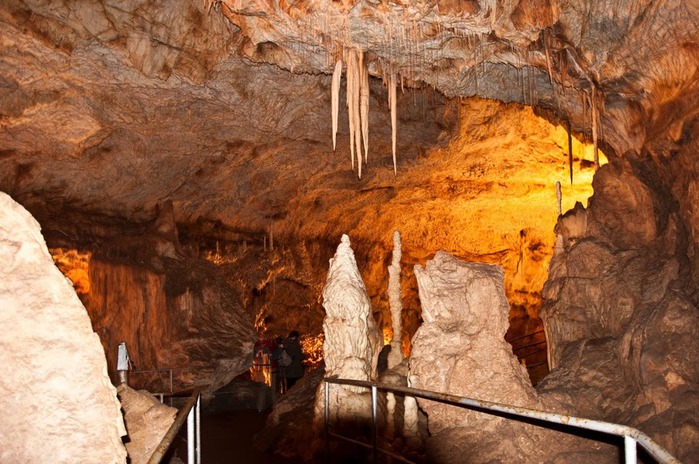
[624,435,637,463]
[372,384,378,464]
[196,394,201,464]
[187,403,195,463]
[324,381,329,463]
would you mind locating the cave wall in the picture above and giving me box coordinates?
[84,207,257,393]
[539,133,699,460]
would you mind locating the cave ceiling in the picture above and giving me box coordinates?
[0,0,698,254]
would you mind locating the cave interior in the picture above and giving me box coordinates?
[0,0,698,463]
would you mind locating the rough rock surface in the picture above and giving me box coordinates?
[0,1,698,462]
[539,154,699,462]
[85,203,257,394]
[410,252,542,462]
[0,192,127,463]
[410,252,615,463]
[117,384,177,464]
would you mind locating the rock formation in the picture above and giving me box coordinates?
[316,234,382,425]
[410,252,622,463]
[410,252,545,462]
[117,384,177,464]
[85,203,257,394]
[387,229,405,367]
[539,156,699,462]
[0,192,127,463]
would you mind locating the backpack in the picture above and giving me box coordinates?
[278,349,292,367]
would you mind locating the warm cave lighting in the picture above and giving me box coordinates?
[50,248,92,295]
[300,333,324,368]
[382,327,393,345]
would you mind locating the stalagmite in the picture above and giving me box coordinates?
[0,192,128,463]
[556,181,562,216]
[314,235,382,427]
[387,230,403,368]
[389,73,398,175]
[331,58,342,151]
[410,252,542,462]
[403,393,421,448]
[386,392,397,439]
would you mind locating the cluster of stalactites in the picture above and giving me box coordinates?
[331,50,399,178]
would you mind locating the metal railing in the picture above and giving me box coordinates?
[323,378,682,464]
[114,367,202,395]
[147,387,203,464]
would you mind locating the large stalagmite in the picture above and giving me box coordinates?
[0,192,127,464]
[315,234,381,425]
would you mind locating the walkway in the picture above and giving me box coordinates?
[168,408,304,464]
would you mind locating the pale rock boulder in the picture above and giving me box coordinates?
[0,192,127,463]
[117,384,177,464]
[409,252,599,463]
[410,252,537,424]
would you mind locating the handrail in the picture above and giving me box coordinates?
[147,386,204,464]
[506,329,545,344]
[324,378,682,464]
[113,367,202,394]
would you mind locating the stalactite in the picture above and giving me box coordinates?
[333,47,397,178]
[544,29,554,87]
[360,52,369,165]
[352,51,363,178]
[591,85,600,169]
[556,181,562,216]
[389,72,398,175]
[567,119,574,185]
[331,58,343,151]
[560,50,568,97]
[582,91,588,134]
[346,50,357,171]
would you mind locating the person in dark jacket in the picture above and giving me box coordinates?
[281,330,304,390]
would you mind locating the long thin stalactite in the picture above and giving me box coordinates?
[331,58,343,151]
[389,72,398,175]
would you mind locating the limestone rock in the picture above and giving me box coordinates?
[314,234,382,449]
[410,252,536,423]
[0,192,127,464]
[387,229,404,368]
[410,252,611,463]
[117,384,177,464]
[320,234,381,383]
[539,156,699,462]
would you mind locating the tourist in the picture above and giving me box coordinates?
[281,330,304,390]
